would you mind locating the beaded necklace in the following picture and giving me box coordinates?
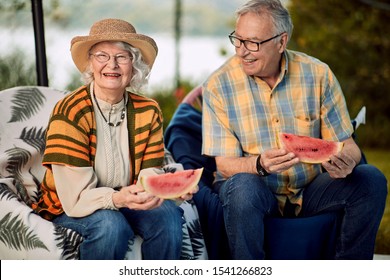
[93,93,126,127]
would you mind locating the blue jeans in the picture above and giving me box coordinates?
[215,164,387,259]
[53,200,184,260]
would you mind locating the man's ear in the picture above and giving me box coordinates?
[278,32,288,53]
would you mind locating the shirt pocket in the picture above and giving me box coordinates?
[283,117,321,138]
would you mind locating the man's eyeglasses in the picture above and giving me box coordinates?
[90,51,132,64]
[228,31,284,52]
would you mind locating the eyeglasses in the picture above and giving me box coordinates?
[228,31,284,52]
[90,51,132,64]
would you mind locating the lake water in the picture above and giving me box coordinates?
[1,27,234,91]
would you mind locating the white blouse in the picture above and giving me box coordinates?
[52,84,130,217]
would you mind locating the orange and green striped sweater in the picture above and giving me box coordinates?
[32,85,165,220]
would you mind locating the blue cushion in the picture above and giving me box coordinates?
[264,212,338,259]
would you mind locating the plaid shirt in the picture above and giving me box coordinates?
[202,50,353,214]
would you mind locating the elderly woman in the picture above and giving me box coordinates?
[32,18,193,260]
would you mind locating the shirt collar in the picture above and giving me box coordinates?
[281,50,289,73]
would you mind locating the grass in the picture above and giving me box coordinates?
[364,149,390,255]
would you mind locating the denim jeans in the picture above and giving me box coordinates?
[120,200,184,260]
[215,164,387,260]
[53,200,184,260]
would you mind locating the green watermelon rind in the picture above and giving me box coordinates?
[278,133,344,164]
[140,168,203,199]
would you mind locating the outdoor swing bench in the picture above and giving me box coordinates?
[0,85,366,260]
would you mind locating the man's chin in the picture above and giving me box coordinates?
[242,68,258,77]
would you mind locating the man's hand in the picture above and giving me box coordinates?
[321,137,361,178]
[322,151,357,178]
[261,148,300,174]
[215,149,299,178]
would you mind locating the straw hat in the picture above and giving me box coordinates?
[70,18,158,72]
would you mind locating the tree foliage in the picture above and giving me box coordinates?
[0,50,36,90]
[0,0,27,11]
[0,0,71,28]
[288,0,390,148]
[151,80,197,130]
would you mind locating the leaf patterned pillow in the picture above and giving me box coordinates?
[0,181,82,259]
[0,87,82,259]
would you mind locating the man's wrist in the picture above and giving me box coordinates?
[256,154,270,176]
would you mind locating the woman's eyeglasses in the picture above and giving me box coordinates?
[90,51,132,64]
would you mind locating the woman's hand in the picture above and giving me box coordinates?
[112,184,163,210]
[175,184,199,203]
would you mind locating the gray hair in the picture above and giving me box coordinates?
[82,41,151,93]
[236,0,293,43]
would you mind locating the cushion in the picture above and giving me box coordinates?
[264,212,338,260]
[0,180,82,259]
[0,86,83,259]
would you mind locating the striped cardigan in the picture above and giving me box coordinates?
[32,85,165,220]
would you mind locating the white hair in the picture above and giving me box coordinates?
[82,41,151,93]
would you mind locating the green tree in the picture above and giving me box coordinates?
[0,51,36,90]
[288,0,390,148]
[151,80,197,130]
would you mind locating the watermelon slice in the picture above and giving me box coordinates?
[278,133,343,164]
[140,168,203,199]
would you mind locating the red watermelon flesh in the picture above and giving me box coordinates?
[140,168,203,199]
[278,133,343,164]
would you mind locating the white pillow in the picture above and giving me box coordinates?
[0,180,82,259]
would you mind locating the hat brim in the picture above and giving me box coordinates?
[71,33,158,73]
